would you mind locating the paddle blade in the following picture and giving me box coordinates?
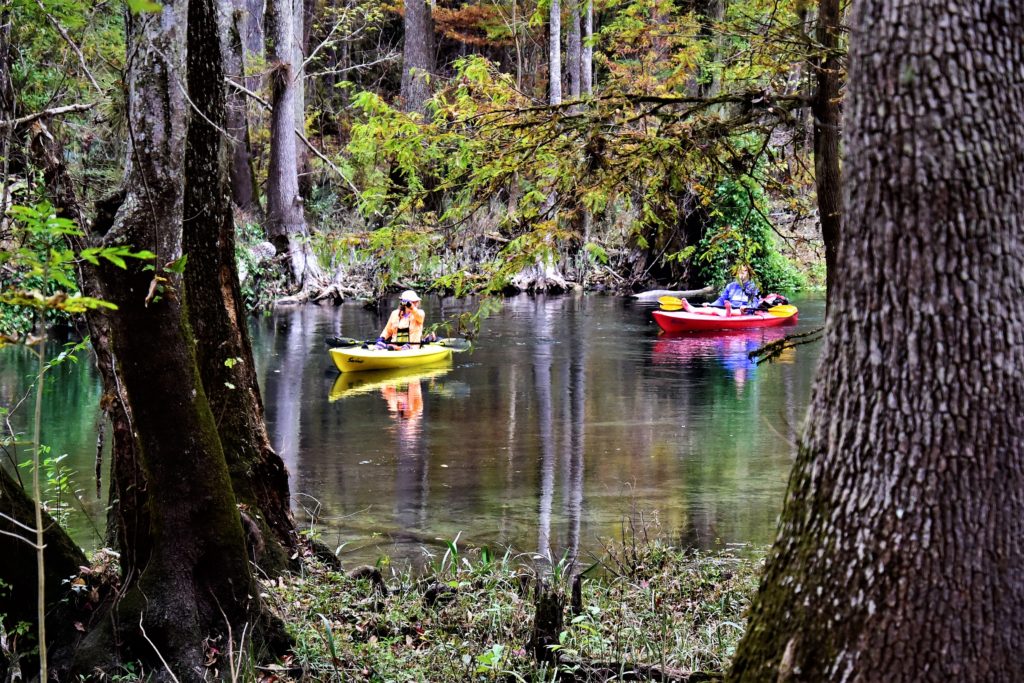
[658,295,683,310]
[326,336,361,347]
[765,305,798,317]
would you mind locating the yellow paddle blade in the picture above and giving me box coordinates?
[766,304,798,317]
[658,295,684,310]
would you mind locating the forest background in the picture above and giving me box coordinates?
[0,0,830,341]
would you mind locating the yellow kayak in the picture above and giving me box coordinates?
[329,344,453,372]
[328,363,452,401]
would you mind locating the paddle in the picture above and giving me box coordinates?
[657,296,796,317]
[657,295,685,311]
[325,336,472,351]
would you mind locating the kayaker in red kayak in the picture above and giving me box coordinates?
[683,265,760,316]
[376,290,426,349]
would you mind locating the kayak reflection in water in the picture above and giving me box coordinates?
[382,379,424,448]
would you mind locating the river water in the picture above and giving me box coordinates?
[0,293,823,566]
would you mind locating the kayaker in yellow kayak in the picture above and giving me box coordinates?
[376,290,426,349]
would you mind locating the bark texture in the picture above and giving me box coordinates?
[73,2,285,675]
[225,0,260,213]
[549,0,562,105]
[730,1,1024,679]
[184,0,296,574]
[812,0,843,308]
[400,0,435,114]
[266,0,316,285]
[581,0,593,95]
[566,1,581,99]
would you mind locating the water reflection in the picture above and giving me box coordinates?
[1,294,825,566]
[328,363,454,534]
[652,328,797,392]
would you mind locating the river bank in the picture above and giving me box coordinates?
[258,536,763,682]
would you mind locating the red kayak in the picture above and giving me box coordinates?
[653,306,798,333]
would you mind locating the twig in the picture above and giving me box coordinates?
[0,103,95,129]
[33,0,103,94]
[139,611,182,683]
[0,527,41,549]
[0,510,43,536]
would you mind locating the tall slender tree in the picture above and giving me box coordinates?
[549,0,562,105]
[266,0,318,286]
[730,0,1024,678]
[582,0,593,95]
[812,0,843,307]
[225,0,260,213]
[185,0,297,573]
[567,0,582,98]
[400,0,435,114]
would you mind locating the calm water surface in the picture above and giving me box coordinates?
[1,294,824,566]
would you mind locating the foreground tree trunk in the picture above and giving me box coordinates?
[730,1,1024,679]
[73,1,285,674]
[812,0,843,308]
[400,0,435,114]
[0,466,87,678]
[184,0,296,574]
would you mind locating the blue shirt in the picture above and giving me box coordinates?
[713,280,760,309]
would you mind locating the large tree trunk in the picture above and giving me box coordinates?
[27,121,150,573]
[549,0,562,105]
[730,1,1024,679]
[185,0,297,575]
[72,1,285,674]
[812,0,842,309]
[265,0,318,287]
[400,0,435,114]
[292,0,309,191]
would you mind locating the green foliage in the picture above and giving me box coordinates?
[235,222,287,313]
[331,0,819,294]
[0,203,153,337]
[693,179,806,293]
[267,535,763,682]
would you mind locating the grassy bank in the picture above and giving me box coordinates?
[260,539,764,682]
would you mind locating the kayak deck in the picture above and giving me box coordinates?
[329,344,453,372]
[653,307,798,333]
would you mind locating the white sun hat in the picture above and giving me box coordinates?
[400,290,421,303]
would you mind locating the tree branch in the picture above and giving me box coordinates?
[0,103,95,129]
[33,0,103,94]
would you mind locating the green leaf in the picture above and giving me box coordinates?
[126,0,163,14]
[166,254,188,274]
